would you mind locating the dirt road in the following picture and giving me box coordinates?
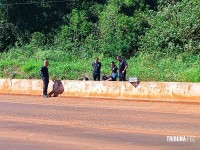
[0,95,199,150]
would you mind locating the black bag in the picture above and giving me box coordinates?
[102,75,108,80]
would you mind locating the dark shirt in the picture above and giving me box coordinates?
[40,66,49,78]
[92,62,101,74]
[118,59,128,74]
[111,66,118,73]
[111,66,118,79]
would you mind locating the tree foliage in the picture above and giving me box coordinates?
[0,19,17,52]
[140,0,200,56]
[0,0,199,57]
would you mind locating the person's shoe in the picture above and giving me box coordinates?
[43,94,49,98]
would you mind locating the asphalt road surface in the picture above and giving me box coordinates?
[0,95,199,150]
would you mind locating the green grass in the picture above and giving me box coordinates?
[0,46,199,82]
[128,53,200,82]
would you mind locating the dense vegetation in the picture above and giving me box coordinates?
[0,0,199,82]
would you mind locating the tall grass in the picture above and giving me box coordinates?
[0,46,199,82]
[128,53,200,82]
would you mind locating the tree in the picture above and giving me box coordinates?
[0,20,17,52]
[140,0,200,56]
[1,0,74,34]
[97,0,150,57]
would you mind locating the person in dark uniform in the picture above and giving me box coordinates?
[40,60,49,98]
[117,56,128,81]
[92,57,101,81]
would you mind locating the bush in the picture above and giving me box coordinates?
[140,0,200,56]
[30,32,46,47]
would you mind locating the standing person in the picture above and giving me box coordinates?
[40,60,49,98]
[92,57,101,81]
[117,56,128,81]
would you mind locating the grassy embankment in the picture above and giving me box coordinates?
[0,45,199,82]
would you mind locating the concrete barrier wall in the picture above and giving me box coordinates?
[0,79,199,102]
[0,79,11,94]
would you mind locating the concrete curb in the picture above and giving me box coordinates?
[0,79,199,102]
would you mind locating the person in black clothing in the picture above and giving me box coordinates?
[40,60,49,98]
[92,57,101,81]
[117,56,128,81]
[107,62,118,81]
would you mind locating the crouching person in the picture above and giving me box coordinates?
[40,60,49,98]
[107,62,118,81]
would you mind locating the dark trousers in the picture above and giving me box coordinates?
[93,73,100,81]
[42,77,49,95]
[119,72,126,81]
